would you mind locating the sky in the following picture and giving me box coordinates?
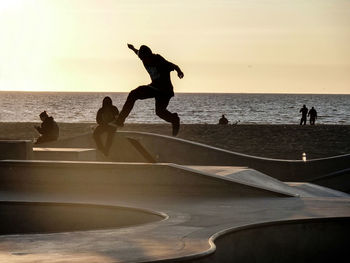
[0,0,349,94]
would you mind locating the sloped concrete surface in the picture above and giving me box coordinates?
[185,166,300,197]
[286,182,350,198]
[121,131,350,189]
[0,160,349,262]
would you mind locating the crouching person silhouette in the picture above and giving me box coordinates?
[115,44,184,136]
[34,111,59,145]
[93,96,119,156]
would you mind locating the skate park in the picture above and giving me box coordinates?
[0,132,349,262]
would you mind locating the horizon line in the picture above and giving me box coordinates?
[0,90,350,95]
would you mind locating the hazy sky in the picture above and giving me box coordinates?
[0,0,349,93]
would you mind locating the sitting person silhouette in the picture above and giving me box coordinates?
[93,96,119,156]
[34,111,59,144]
[219,114,229,125]
[308,106,317,125]
[115,44,184,136]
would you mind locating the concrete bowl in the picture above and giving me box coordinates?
[0,201,164,235]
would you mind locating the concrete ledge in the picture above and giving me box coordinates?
[33,147,97,161]
[0,140,33,160]
[40,133,154,162]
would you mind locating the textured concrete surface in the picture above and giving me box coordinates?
[0,133,349,262]
[0,160,349,262]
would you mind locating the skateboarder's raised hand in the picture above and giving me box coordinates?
[127,43,138,54]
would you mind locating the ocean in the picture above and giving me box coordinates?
[0,92,349,124]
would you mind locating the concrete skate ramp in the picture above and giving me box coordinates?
[0,201,163,235]
[40,131,349,190]
[184,166,301,197]
[190,217,349,263]
[185,166,349,198]
[121,131,350,184]
[0,160,294,197]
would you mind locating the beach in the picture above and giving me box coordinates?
[1,122,349,160]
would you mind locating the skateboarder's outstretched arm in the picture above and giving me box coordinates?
[127,44,138,55]
[172,63,184,79]
[127,43,184,79]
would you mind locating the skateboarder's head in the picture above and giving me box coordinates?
[138,45,152,60]
[102,96,113,107]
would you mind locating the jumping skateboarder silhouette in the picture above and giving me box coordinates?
[116,44,184,136]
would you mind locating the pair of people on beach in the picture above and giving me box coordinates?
[93,44,184,156]
[300,105,317,125]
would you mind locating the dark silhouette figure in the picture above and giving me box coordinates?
[116,44,184,136]
[93,96,119,156]
[308,106,317,125]
[299,105,308,125]
[34,111,59,144]
[219,114,228,125]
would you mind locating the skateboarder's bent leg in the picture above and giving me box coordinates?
[116,85,156,126]
[155,96,180,136]
[155,96,174,123]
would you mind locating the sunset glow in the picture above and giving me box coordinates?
[1,0,349,93]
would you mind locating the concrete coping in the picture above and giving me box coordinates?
[33,147,96,152]
[0,140,32,143]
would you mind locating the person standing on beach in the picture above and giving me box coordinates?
[115,44,184,136]
[308,106,317,125]
[299,105,308,125]
[34,111,59,144]
[93,96,119,156]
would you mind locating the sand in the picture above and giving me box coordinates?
[1,122,349,160]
